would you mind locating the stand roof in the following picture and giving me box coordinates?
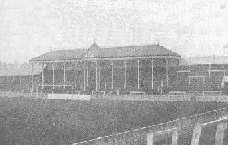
[30,43,181,62]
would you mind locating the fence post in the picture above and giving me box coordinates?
[215,121,227,145]
[147,132,154,145]
[172,130,178,145]
[191,123,202,145]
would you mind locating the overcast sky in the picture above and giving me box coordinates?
[0,0,227,63]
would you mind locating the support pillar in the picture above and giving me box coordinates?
[83,62,86,91]
[87,62,89,87]
[215,121,227,145]
[137,59,140,89]
[151,59,154,90]
[63,63,66,89]
[41,64,44,90]
[147,132,154,145]
[19,76,22,90]
[96,61,98,91]
[99,62,101,90]
[172,130,178,145]
[209,63,211,78]
[191,123,202,145]
[124,60,127,89]
[111,61,114,90]
[166,59,169,88]
[31,63,34,93]
[52,63,55,91]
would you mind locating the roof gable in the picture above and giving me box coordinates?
[83,42,100,58]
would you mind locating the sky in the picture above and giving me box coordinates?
[0,0,227,63]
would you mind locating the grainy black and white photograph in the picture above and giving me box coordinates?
[0,0,228,145]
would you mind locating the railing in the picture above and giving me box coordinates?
[130,91,146,95]
[0,91,47,99]
[72,107,228,145]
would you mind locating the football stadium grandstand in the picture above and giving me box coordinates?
[1,43,228,145]
[29,42,181,95]
[1,43,228,97]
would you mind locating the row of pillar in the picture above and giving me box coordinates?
[147,121,227,145]
[191,121,227,145]
[31,58,170,93]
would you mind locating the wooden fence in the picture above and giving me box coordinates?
[72,107,228,145]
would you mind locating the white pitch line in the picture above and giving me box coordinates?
[202,116,228,126]
[140,127,147,130]
[80,141,88,144]
[89,139,96,142]
[103,135,109,138]
[133,128,140,132]
[116,132,123,136]
[96,137,102,140]
[123,130,130,134]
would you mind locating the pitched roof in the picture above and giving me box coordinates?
[31,49,87,62]
[30,43,181,62]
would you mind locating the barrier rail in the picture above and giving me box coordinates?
[72,107,228,145]
[0,91,47,98]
